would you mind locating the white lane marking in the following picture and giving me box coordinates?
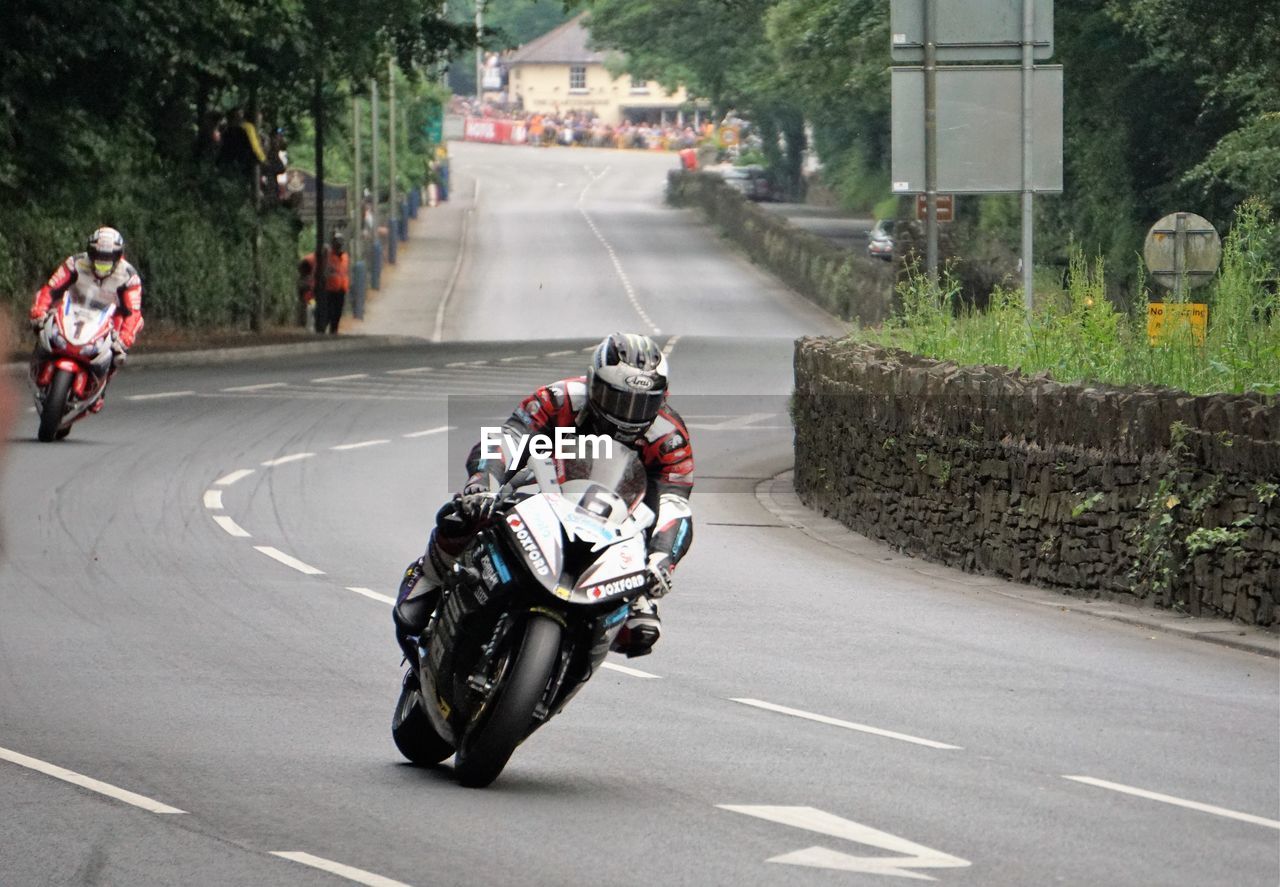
[0,745,186,815]
[1063,776,1280,830]
[313,373,369,383]
[403,425,452,438]
[254,546,325,575]
[213,515,252,538]
[581,346,597,352]
[719,806,970,879]
[731,698,962,750]
[215,469,255,486]
[386,366,434,375]
[602,661,661,679]
[331,439,390,451]
[126,390,195,401]
[500,355,536,363]
[270,852,411,887]
[578,167,661,336]
[222,382,288,392]
[445,360,489,367]
[662,335,681,359]
[432,201,472,344]
[545,350,576,357]
[686,425,791,432]
[202,490,224,510]
[347,587,397,605]
[261,452,315,467]
[688,412,779,430]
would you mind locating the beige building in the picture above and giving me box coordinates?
[505,14,699,126]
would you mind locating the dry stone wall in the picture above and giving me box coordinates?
[793,338,1280,626]
[666,171,893,325]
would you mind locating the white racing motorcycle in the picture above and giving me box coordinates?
[30,291,119,442]
[392,442,657,787]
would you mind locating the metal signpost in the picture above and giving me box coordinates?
[891,0,1061,311]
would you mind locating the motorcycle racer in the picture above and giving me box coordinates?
[29,227,143,413]
[395,332,694,661]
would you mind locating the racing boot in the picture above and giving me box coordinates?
[610,595,661,658]
[393,556,442,670]
[88,396,105,414]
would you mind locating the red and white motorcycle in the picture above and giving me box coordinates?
[30,292,119,441]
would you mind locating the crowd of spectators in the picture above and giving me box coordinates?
[455,99,718,152]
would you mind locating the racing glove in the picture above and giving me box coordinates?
[436,492,497,537]
[110,333,128,366]
[645,553,674,599]
[461,472,489,496]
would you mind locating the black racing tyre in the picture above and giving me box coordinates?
[391,673,454,765]
[37,370,72,442]
[454,614,561,788]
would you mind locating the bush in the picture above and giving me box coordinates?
[859,200,1280,395]
[1,160,300,337]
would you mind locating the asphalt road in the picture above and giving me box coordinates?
[1,144,1276,887]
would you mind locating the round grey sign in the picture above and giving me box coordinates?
[1143,212,1221,292]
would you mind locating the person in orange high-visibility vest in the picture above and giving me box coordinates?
[303,231,350,334]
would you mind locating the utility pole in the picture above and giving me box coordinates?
[312,67,326,334]
[369,76,381,289]
[475,0,484,103]
[923,0,939,284]
[370,77,380,237]
[352,92,365,318]
[388,58,398,264]
[1020,0,1036,314]
[352,95,361,266]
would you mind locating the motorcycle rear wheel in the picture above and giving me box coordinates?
[392,672,454,765]
[454,614,561,788]
[37,370,72,442]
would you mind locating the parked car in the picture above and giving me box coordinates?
[867,219,895,261]
[719,165,772,201]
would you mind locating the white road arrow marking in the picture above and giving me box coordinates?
[719,805,971,881]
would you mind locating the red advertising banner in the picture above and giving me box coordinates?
[464,118,528,145]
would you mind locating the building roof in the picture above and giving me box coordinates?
[506,13,607,65]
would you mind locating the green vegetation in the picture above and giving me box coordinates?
[583,0,1278,280]
[446,0,571,98]
[855,202,1279,395]
[1,1,470,333]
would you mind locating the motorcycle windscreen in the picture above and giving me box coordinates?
[555,442,647,519]
[60,294,116,347]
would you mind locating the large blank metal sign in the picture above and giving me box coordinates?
[891,65,1063,194]
[890,0,1054,61]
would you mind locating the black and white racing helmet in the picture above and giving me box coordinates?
[586,332,668,439]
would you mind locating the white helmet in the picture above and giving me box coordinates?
[87,227,125,278]
[586,332,669,439]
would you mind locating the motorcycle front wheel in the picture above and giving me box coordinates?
[454,613,561,788]
[392,672,454,766]
[37,369,72,442]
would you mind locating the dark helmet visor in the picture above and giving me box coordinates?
[590,375,664,427]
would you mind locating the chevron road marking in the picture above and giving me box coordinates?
[719,806,970,880]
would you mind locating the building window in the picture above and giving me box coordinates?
[569,65,587,91]
[630,76,649,94]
